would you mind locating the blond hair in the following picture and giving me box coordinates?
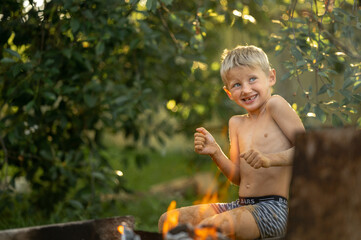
[220,45,271,86]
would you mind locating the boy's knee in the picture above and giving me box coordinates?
[198,216,214,227]
[158,212,167,233]
[198,214,239,238]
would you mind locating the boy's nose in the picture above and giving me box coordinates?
[242,84,252,94]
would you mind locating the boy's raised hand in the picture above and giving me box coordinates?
[240,149,271,169]
[194,127,219,156]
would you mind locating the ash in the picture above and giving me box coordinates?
[165,224,230,240]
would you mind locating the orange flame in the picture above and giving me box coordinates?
[193,191,219,205]
[117,225,124,235]
[162,200,179,238]
[193,171,222,206]
[195,227,217,240]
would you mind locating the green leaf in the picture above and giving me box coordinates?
[342,77,355,89]
[317,84,329,95]
[11,64,23,77]
[84,94,97,107]
[290,46,303,61]
[314,105,327,123]
[8,131,17,145]
[43,91,57,101]
[331,113,343,127]
[63,86,78,94]
[25,100,35,112]
[0,58,16,63]
[45,59,55,66]
[70,19,80,33]
[4,48,21,59]
[341,112,352,123]
[40,149,53,160]
[353,80,361,90]
[356,21,361,30]
[113,96,129,105]
[300,102,311,115]
[327,89,334,97]
[129,38,141,50]
[317,71,328,79]
[62,49,72,59]
[92,172,106,181]
[296,60,306,67]
[146,0,157,12]
[352,94,361,103]
[254,0,263,6]
[289,18,307,24]
[83,10,94,19]
[339,89,352,100]
[160,0,173,5]
[169,13,183,26]
[68,200,84,210]
[95,41,105,56]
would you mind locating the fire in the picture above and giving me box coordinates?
[162,173,237,239]
[193,191,219,205]
[194,226,218,240]
[162,200,179,238]
[193,171,223,206]
[117,225,124,235]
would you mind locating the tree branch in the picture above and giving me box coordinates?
[158,4,180,50]
[298,9,361,61]
[0,134,9,189]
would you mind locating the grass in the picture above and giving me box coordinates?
[0,133,239,233]
[99,143,215,232]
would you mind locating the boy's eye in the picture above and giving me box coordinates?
[233,83,241,88]
[249,77,257,82]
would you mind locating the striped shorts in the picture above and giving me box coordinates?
[211,195,288,239]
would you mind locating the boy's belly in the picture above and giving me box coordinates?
[238,166,292,198]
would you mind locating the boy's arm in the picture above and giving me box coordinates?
[194,121,240,185]
[240,147,294,168]
[267,95,305,146]
[265,95,305,166]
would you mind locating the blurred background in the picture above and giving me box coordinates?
[0,0,360,232]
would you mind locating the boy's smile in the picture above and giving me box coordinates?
[224,65,276,116]
[243,94,257,104]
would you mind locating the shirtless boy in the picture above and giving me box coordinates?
[158,45,305,239]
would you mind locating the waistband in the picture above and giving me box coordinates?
[239,195,288,205]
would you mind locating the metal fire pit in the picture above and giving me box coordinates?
[0,216,162,240]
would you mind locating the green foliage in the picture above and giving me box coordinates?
[271,0,361,126]
[0,0,235,219]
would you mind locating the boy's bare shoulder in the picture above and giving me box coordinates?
[266,95,291,112]
[229,114,248,126]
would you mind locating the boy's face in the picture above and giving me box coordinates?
[223,65,276,115]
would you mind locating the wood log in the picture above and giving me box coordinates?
[0,216,135,240]
[286,127,361,240]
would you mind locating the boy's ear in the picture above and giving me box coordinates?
[269,69,276,86]
[223,86,233,100]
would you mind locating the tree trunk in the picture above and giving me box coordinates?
[286,127,361,239]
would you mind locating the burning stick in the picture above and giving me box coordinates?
[117,224,141,240]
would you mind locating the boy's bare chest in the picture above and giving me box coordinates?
[236,114,286,153]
